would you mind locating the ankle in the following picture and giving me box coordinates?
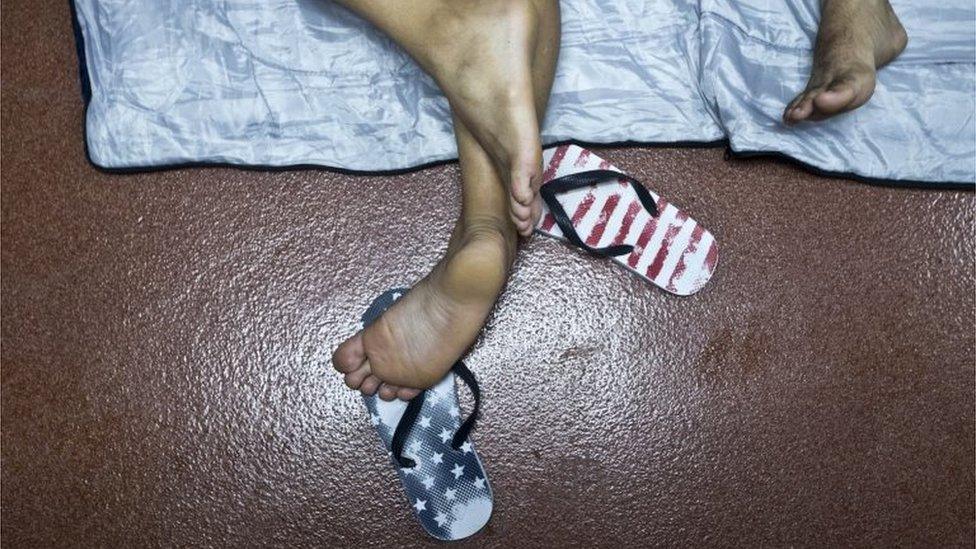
[435,218,516,302]
[458,217,518,266]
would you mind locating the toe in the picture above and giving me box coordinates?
[511,175,534,206]
[378,383,400,401]
[510,198,533,236]
[397,387,422,401]
[344,361,372,390]
[784,90,817,124]
[812,73,873,117]
[510,161,541,207]
[528,195,542,228]
[812,81,857,116]
[332,332,365,373]
[513,218,532,237]
[510,194,532,220]
[359,375,382,397]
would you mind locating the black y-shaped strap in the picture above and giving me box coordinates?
[390,361,481,468]
[391,391,426,468]
[539,169,659,257]
[448,361,480,451]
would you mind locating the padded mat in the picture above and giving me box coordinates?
[72,0,974,185]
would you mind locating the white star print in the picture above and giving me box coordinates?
[438,428,452,444]
[409,440,423,455]
[451,463,464,479]
[356,321,365,331]
[421,476,434,490]
[444,487,457,500]
[473,476,486,489]
[392,292,402,300]
[418,416,431,429]
[431,452,443,465]
[434,513,448,527]
[370,414,381,426]
[413,499,426,512]
[459,441,472,454]
[449,405,460,418]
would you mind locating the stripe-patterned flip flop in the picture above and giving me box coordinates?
[359,289,493,541]
[536,144,719,296]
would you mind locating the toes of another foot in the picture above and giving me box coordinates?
[333,333,378,393]
[343,361,372,390]
[509,157,543,232]
[510,197,538,237]
[814,74,872,115]
[340,362,422,401]
[784,70,875,124]
[376,383,419,402]
[334,332,427,400]
[377,383,398,401]
[397,387,422,401]
[359,374,382,396]
[784,91,816,124]
[332,333,365,373]
[528,196,542,233]
[509,168,543,237]
[511,177,535,207]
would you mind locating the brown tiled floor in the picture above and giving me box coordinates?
[3,2,974,547]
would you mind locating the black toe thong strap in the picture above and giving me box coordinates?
[448,361,480,451]
[390,390,426,468]
[539,169,660,258]
[390,361,481,468]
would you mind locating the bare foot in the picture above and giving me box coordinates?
[333,222,515,401]
[784,0,907,124]
[421,0,544,236]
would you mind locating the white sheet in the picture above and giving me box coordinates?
[73,0,975,185]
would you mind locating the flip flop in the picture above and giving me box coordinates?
[358,288,493,541]
[536,144,719,296]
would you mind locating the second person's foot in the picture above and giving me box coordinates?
[784,0,907,124]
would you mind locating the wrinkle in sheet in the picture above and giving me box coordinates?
[74,0,974,184]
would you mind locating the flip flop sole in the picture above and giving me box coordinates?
[360,289,493,541]
[536,145,719,296]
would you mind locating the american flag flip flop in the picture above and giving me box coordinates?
[536,145,719,296]
[358,289,492,541]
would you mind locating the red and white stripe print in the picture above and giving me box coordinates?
[536,144,718,296]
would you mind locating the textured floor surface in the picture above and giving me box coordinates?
[3,2,975,548]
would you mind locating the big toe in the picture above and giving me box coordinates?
[813,72,874,117]
[784,91,816,124]
[333,332,366,373]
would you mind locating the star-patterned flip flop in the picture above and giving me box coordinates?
[359,289,493,541]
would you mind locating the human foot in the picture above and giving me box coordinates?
[333,223,515,401]
[421,0,544,236]
[784,0,907,124]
